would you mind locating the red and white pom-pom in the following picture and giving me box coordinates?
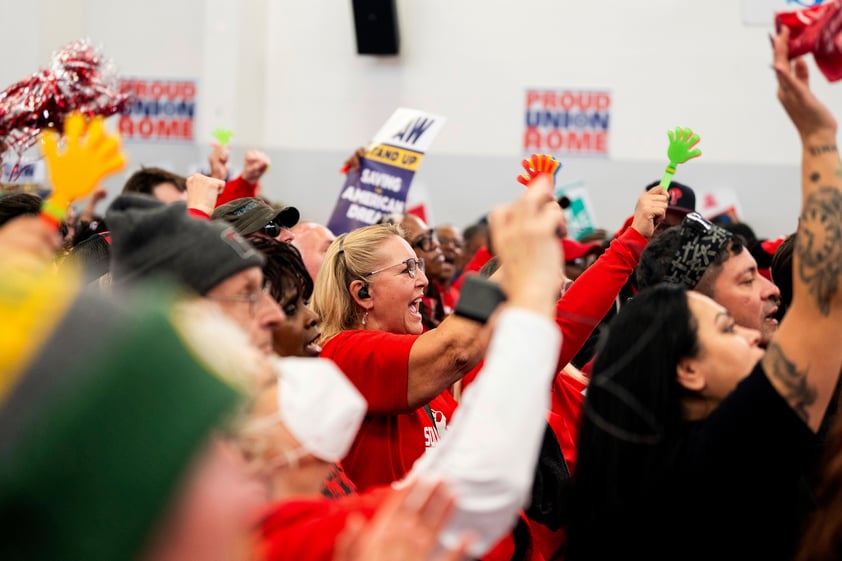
[0,38,131,158]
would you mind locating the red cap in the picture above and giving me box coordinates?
[561,238,601,263]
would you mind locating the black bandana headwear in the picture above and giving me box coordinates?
[663,212,734,289]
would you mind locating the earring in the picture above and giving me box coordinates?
[362,311,369,326]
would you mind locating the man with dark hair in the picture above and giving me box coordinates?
[637,212,781,346]
[771,232,797,321]
[0,192,41,227]
[121,166,187,203]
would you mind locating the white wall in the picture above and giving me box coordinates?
[0,0,824,238]
[263,0,803,163]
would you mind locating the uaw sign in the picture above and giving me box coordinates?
[327,108,446,235]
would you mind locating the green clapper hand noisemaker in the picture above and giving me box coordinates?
[211,127,235,146]
[39,111,127,229]
[517,153,562,186]
[660,126,701,190]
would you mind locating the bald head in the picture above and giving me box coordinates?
[290,221,336,282]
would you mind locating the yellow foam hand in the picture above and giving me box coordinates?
[40,112,126,226]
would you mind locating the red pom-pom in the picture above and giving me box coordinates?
[0,38,131,157]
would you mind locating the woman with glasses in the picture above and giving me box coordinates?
[315,182,596,489]
[385,212,450,331]
[561,30,842,561]
[313,221,491,491]
[241,171,569,558]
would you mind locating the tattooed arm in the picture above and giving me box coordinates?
[763,26,842,432]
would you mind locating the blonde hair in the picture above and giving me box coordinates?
[313,223,403,343]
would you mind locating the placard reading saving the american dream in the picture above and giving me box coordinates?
[327,108,446,235]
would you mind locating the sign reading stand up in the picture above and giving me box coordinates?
[327,108,446,235]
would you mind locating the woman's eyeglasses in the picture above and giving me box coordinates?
[364,258,425,279]
[411,230,439,252]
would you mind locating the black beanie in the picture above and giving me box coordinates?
[107,194,265,295]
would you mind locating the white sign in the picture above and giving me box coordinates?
[371,108,447,152]
[1,160,45,184]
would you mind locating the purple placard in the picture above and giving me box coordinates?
[327,153,417,235]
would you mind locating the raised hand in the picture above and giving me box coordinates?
[208,143,231,181]
[241,149,271,184]
[340,147,367,174]
[186,173,226,216]
[660,126,701,189]
[631,184,669,240]
[40,112,126,226]
[516,153,562,187]
[773,25,838,139]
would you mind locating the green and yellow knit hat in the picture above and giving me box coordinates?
[0,265,245,561]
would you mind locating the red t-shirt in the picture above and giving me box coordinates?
[321,330,457,491]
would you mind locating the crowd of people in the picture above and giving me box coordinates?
[5,25,842,561]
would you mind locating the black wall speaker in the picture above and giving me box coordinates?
[352,0,400,55]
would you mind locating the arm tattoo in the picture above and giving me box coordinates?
[809,145,838,156]
[765,342,816,423]
[797,187,842,316]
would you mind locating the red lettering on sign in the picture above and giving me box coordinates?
[524,128,543,150]
[118,116,194,141]
[525,91,612,111]
[522,130,608,154]
[119,79,196,100]
[526,91,541,108]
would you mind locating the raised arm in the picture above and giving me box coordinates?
[553,185,666,370]
[405,313,493,408]
[405,174,564,556]
[406,176,563,408]
[763,26,842,432]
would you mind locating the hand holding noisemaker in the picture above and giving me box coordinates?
[660,126,701,190]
